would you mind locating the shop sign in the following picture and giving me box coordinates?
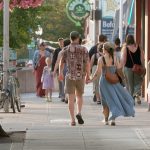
[66,0,91,26]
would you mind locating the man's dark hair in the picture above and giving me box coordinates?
[58,38,64,41]
[99,34,107,42]
[114,38,121,46]
[39,42,45,47]
[70,31,80,41]
[125,35,135,45]
[64,39,71,47]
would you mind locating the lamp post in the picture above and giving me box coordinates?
[3,0,10,89]
[35,25,43,49]
[119,0,123,44]
[94,0,100,44]
[0,0,10,137]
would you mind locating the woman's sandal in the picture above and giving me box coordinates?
[71,122,76,126]
[111,121,116,126]
[97,101,101,105]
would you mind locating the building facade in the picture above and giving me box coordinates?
[135,0,150,100]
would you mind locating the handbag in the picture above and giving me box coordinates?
[102,57,119,84]
[128,48,146,76]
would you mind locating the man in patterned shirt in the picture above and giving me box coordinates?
[59,31,90,126]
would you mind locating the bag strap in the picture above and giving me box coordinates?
[102,57,106,66]
[128,47,135,65]
[102,56,115,66]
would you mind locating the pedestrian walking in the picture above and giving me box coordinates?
[41,57,54,102]
[59,31,90,126]
[33,42,51,97]
[89,34,107,102]
[53,39,71,103]
[90,44,104,104]
[121,35,145,104]
[114,37,121,59]
[88,42,135,126]
[89,34,107,59]
[52,38,65,102]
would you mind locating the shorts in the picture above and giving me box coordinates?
[65,76,85,95]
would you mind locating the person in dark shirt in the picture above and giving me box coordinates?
[121,35,145,105]
[89,34,107,102]
[51,38,64,71]
[89,34,107,59]
[52,38,65,101]
[114,37,121,59]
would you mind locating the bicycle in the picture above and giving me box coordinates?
[0,67,22,113]
[0,62,10,112]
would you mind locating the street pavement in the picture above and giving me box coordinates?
[0,83,150,150]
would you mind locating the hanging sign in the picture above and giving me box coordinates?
[66,0,91,26]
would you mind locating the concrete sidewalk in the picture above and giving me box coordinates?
[1,84,150,150]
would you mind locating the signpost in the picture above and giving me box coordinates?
[101,0,119,42]
[66,0,91,26]
[101,18,114,41]
[3,0,9,89]
[119,0,123,44]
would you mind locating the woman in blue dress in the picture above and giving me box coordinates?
[88,42,135,126]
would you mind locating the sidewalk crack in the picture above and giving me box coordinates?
[135,128,150,150]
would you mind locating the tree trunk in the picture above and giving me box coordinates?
[0,125,9,137]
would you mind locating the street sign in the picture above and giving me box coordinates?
[101,0,120,42]
[27,41,35,49]
[66,0,91,26]
[101,18,114,42]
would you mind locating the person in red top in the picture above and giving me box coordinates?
[33,42,51,97]
[59,31,90,126]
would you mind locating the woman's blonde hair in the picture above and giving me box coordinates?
[104,42,115,58]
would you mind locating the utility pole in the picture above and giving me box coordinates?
[119,0,123,44]
[3,0,10,89]
[94,0,100,44]
[0,0,10,138]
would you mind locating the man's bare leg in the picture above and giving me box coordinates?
[68,94,75,124]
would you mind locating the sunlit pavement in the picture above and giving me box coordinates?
[1,83,150,150]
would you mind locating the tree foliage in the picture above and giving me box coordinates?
[0,0,84,58]
[40,0,84,41]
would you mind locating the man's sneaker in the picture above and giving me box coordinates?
[61,99,65,102]
[111,120,116,126]
[76,114,84,125]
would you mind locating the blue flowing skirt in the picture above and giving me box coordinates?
[100,66,135,120]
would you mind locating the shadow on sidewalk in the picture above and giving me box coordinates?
[0,131,26,150]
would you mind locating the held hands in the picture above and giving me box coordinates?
[85,75,92,84]
[58,73,64,81]
[52,71,57,77]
